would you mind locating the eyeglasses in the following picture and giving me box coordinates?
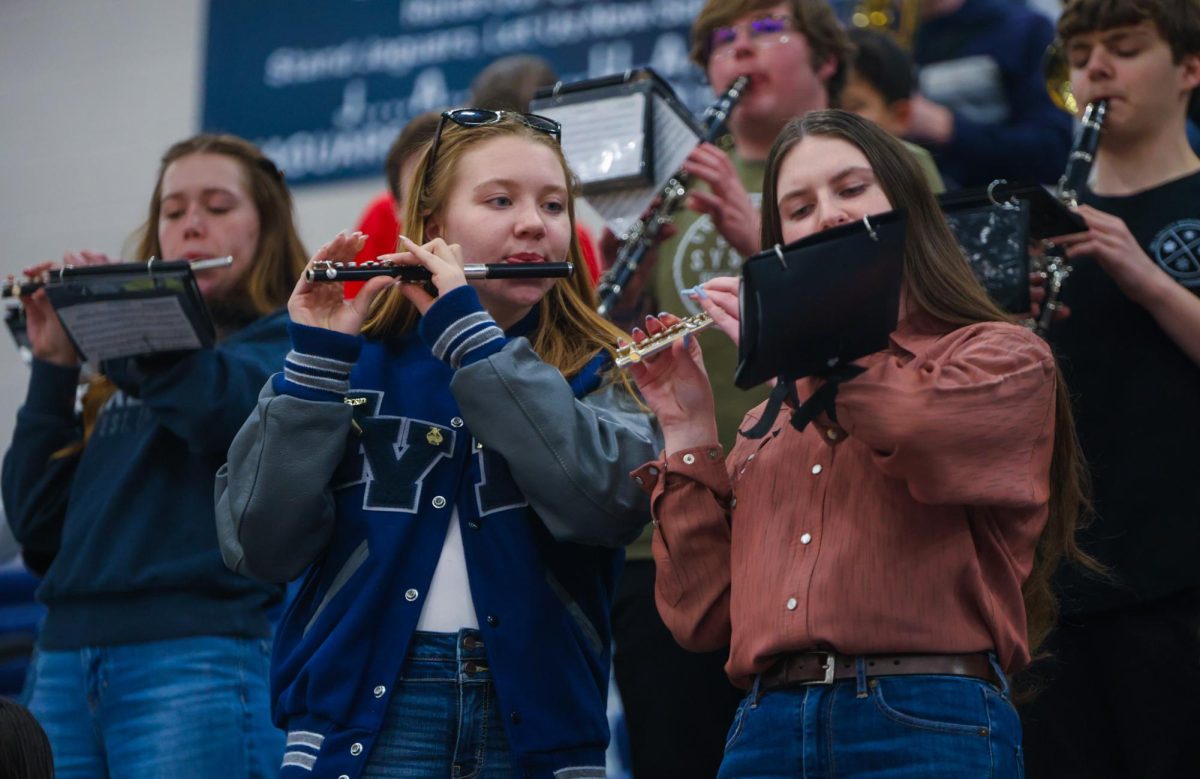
[424,109,562,186]
[708,14,794,60]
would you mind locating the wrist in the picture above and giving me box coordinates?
[32,345,79,368]
[662,421,720,455]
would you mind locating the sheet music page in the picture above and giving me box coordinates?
[539,93,648,185]
[589,92,701,236]
[56,297,204,362]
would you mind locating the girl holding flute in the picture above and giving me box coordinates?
[215,110,658,778]
[2,134,306,777]
[628,110,1094,777]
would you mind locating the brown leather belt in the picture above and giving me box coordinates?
[759,651,999,690]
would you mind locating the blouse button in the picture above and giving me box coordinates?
[730,497,737,509]
[707,449,719,460]
[682,453,695,465]
[800,533,812,545]
[634,476,645,486]
[786,598,798,611]
[811,464,823,475]
[826,428,840,441]
[405,588,419,602]
[747,453,756,461]
[432,495,447,509]
[648,466,660,476]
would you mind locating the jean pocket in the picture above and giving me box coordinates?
[724,695,751,752]
[869,676,991,736]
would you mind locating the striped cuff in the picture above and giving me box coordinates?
[274,322,362,402]
[419,286,506,369]
[280,730,324,772]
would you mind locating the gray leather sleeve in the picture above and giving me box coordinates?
[451,339,661,548]
[215,380,351,583]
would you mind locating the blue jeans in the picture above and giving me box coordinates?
[24,635,282,778]
[361,630,513,778]
[719,657,1024,779]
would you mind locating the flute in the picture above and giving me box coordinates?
[2,256,233,299]
[305,260,574,283]
[614,312,714,368]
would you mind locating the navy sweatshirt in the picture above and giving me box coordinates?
[2,310,290,649]
[914,0,1073,187]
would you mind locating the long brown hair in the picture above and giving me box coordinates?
[363,113,630,384]
[133,134,307,315]
[761,110,1098,660]
[62,135,306,457]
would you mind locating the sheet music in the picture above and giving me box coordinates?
[55,297,204,362]
[588,92,701,236]
[538,93,648,185]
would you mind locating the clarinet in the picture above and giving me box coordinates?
[305,259,574,283]
[1035,99,1108,335]
[1,256,233,299]
[596,75,751,318]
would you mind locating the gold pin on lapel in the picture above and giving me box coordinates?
[426,427,444,446]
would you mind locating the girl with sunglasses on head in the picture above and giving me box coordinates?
[627,110,1096,778]
[215,110,659,779]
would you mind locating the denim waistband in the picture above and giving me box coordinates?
[399,629,490,682]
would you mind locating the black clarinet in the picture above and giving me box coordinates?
[1035,99,1108,335]
[305,260,574,283]
[596,75,751,318]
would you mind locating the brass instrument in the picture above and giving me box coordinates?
[849,0,920,49]
[614,312,714,368]
[305,260,574,283]
[596,75,751,318]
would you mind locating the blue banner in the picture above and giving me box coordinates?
[202,0,711,185]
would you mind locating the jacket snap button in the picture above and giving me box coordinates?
[405,588,419,602]
[350,742,363,756]
[486,615,499,627]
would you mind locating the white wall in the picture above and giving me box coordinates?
[0,0,384,448]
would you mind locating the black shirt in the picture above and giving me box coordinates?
[1053,169,1200,615]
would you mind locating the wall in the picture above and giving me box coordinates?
[0,0,384,449]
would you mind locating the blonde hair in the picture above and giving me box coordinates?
[363,114,630,384]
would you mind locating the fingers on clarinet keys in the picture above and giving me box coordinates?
[614,313,714,368]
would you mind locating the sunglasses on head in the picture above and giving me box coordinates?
[424,108,562,185]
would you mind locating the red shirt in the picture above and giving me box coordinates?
[635,318,1056,685]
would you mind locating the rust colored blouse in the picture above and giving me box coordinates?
[634,318,1056,687]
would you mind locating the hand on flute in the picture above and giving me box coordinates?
[684,275,741,345]
[289,231,395,336]
[624,313,719,454]
[380,236,468,317]
[21,258,85,368]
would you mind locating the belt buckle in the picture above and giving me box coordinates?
[801,651,836,685]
